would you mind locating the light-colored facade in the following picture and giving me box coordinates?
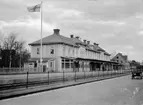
[28,29,119,72]
[111,53,130,70]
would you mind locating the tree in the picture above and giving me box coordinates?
[1,32,30,67]
[2,33,17,50]
[129,60,141,69]
[21,49,30,67]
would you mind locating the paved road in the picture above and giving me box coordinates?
[1,75,141,105]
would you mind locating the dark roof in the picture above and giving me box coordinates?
[111,53,128,61]
[104,52,111,56]
[95,46,105,52]
[88,44,110,54]
[85,45,100,53]
[71,37,86,45]
[29,29,110,55]
[29,33,77,47]
[123,55,128,61]
[89,44,105,52]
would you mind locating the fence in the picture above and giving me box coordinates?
[0,67,131,74]
[0,68,38,74]
[0,67,61,74]
[0,69,131,90]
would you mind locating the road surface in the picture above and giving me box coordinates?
[1,75,142,105]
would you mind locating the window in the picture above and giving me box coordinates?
[50,48,54,54]
[62,59,71,68]
[37,48,40,54]
[50,62,53,67]
[34,63,37,67]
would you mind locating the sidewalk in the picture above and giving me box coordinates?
[0,73,129,100]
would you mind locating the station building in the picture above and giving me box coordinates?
[28,29,122,72]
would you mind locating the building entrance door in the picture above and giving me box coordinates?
[50,60,55,71]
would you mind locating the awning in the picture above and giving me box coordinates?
[61,56,76,60]
[76,57,120,64]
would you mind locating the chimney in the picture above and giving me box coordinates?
[83,40,86,44]
[87,41,90,44]
[94,43,99,46]
[75,36,79,39]
[70,35,74,38]
[54,29,60,35]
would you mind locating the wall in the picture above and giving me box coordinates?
[31,44,110,61]
[31,44,63,58]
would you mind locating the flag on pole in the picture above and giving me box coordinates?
[27,2,43,69]
[27,3,41,12]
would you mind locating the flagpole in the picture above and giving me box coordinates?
[40,1,43,70]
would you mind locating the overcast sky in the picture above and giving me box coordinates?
[0,0,143,61]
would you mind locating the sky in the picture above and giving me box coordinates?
[0,0,143,62]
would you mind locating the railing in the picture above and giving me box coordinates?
[0,69,131,91]
[0,68,37,74]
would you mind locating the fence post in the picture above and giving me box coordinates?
[26,71,29,88]
[2,67,4,73]
[121,69,122,75]
[63,70,65,83]
[75,70,76,81]
[98,70,99,79]
[107,70,108,77]
[95,70,96,78]
[48,71,49,85]
[92,70,93,78]
[84,70,85,79]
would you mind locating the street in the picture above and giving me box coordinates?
[0,75,143,105]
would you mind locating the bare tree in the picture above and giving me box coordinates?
[2,33,17,67]
[2,32,17,50]
[1,32,30,67]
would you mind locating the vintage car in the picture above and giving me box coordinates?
[131,69,142,79]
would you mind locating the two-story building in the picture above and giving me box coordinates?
[28,29,120,72]
[111,53,130,70]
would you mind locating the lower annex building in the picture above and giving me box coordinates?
[27,29,123,72]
